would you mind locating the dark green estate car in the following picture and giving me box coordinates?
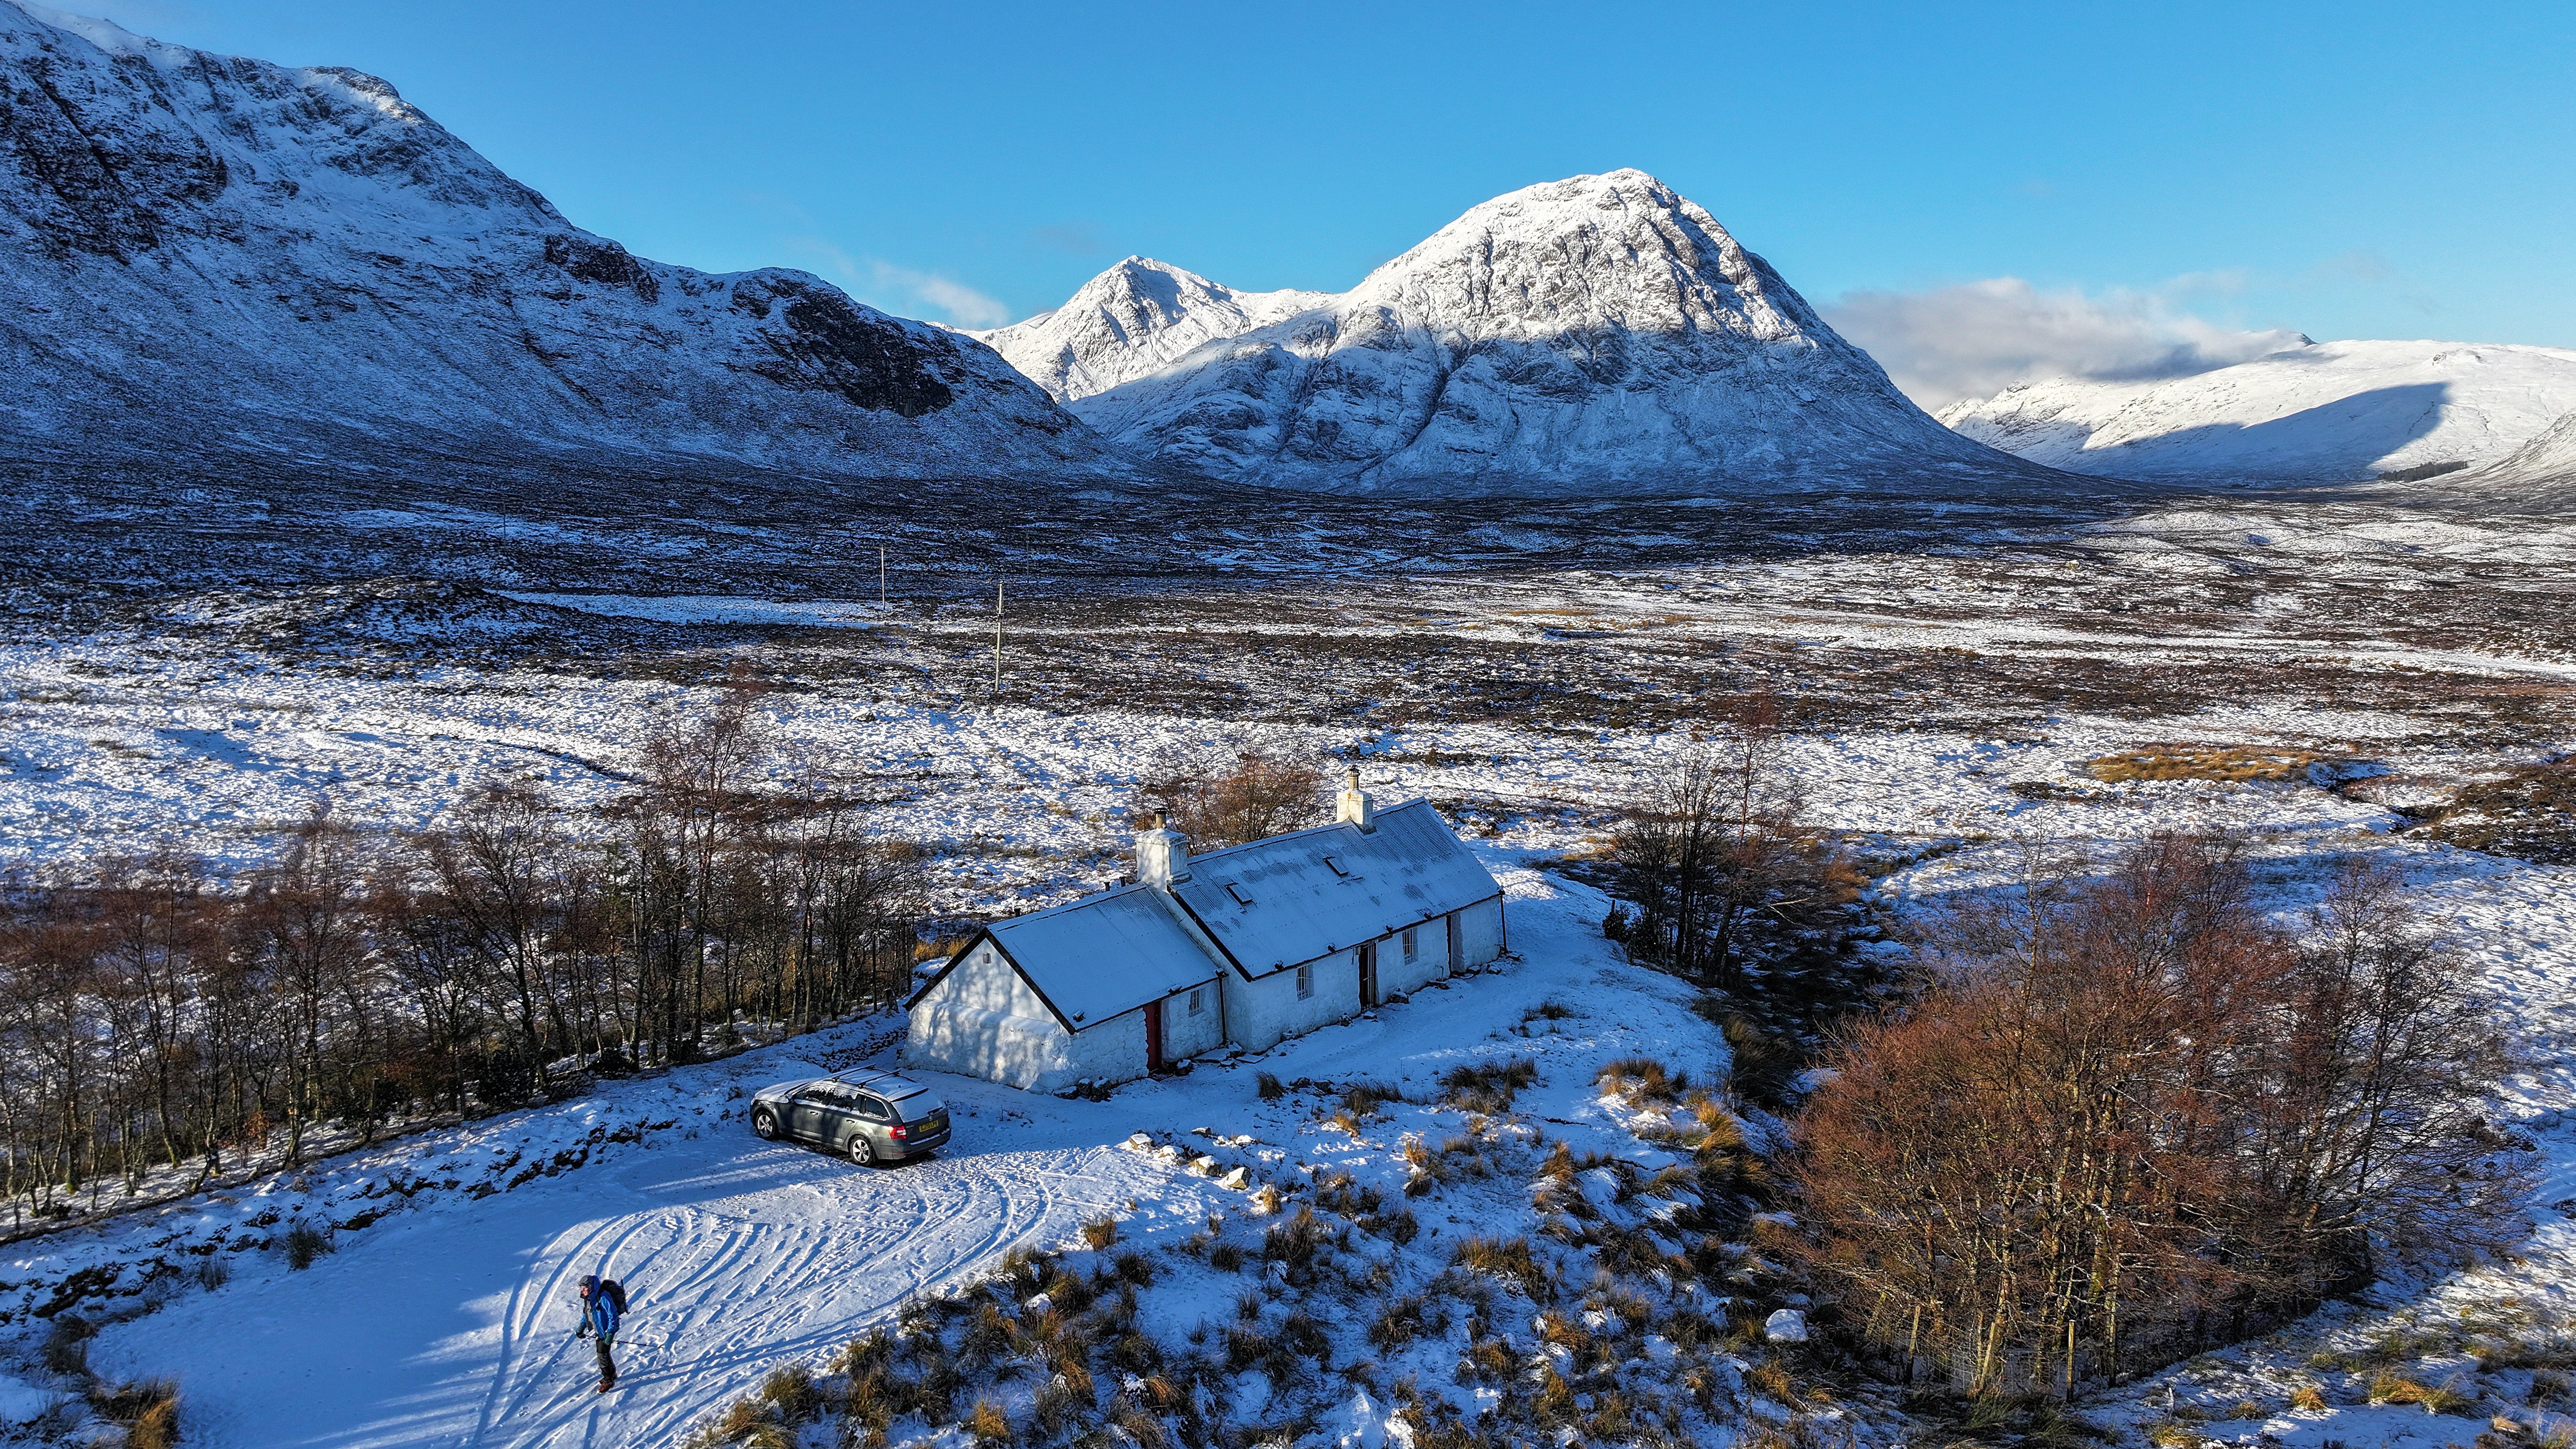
[749,1070,950,1165]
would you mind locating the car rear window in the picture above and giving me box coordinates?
[897,1095,946,1122]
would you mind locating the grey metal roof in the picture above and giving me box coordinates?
[981,883,1221,1029]
[1170,799,1502,976]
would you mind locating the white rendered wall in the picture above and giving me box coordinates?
[903,940,1081,1090]
[1226,947,1366,1052]
[903,1006,1075,1091]
[1160,980,1227,1060]
[1455,896,1505,966]
[1060,1009,1148,1086]
[919,941,1051,1018]
[1383,919,1452,997]
[904,1001,1148,1093]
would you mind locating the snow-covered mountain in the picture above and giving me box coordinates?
[0,2,1111,482]
[1936,339,2576,484]
[972,259,1329,405]
[2464,408,2576,494]
[984,171,2032,492]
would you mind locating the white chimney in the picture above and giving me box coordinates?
[1135,817,1190,888]
[1334,765,1375,832]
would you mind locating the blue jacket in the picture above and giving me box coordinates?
[580,1277,623,1338]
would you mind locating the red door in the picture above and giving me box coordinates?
[1144,999,1165,1071]
[1359,943,1378,1007]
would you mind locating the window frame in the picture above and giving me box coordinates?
[1402,926,1418,961]
[1295,962,1314,999]
[1187,986,1205,1015]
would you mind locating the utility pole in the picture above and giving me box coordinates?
[879,545,887,607]
[993,576,1004,697]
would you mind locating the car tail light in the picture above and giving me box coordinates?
[890,1125,908,1139]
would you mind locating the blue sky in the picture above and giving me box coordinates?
[67,0,2576,402]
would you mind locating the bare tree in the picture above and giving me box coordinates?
[1612,691,1833,990]
[1130,747,1327,850]
[1797,837,2531,1397]
[418,784,576,1094]
[2256,858,2531,1291]
[243,807,376,1166]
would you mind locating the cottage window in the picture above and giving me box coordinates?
[1296,963,1314,999]
[1402,927,1418,962]
[1188,987,1205,1015]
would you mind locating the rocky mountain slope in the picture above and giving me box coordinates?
[1937,339,2576,484]
[0,2,1111,484]
[984,170,2036,493]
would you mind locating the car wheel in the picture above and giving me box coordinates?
[752,1109,779,1140]
[848,1134,876,1167]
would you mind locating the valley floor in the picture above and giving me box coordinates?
[2,494,2573,1447]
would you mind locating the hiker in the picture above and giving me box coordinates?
[574,1274,627,1393]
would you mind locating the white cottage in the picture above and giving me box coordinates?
[903,771,1505,1091]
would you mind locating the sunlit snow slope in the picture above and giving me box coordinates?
[0,2,1110,481]
[972,259,1329,405]
[1937,339,2576,485]
[986,171,2035,494]
[2464,407,2576,497]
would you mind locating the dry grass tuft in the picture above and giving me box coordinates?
[1440,1057,1538,1114]
[963,1398,1014,1445]
[1453,1235,1553,1302]
[756,1362,822,1422]
[90,1378,181,1445]
[284,1221,335,1270]
[2085,744,2330,785]
[1598,1056,1687,1104]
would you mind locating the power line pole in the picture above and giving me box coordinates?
[879,545,887,606]
[993,576,1004,698]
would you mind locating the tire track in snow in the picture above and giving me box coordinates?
[475,1212,663,1445]
[487,1144,1181,1449]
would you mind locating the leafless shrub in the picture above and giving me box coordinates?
[1130,747,1327,850]
[1799,837,2534,1394]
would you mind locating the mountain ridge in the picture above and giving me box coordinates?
[980,170,2047,494]
[0,1,1116,486]
[1936,339,2576,484]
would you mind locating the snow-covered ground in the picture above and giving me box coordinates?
[3,500,2574,1446]
[12,864,1741,1448]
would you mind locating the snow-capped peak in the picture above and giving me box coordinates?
[981,170,2029,492]
[977,257,1329,404]
[1341,169,1820,347]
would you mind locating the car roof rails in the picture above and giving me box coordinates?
[835,1069,924,1099]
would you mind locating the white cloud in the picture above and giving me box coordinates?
[783,240,1013,329]
[1823,277,2309,410]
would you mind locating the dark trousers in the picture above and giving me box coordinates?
[594,1335,617,1391]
